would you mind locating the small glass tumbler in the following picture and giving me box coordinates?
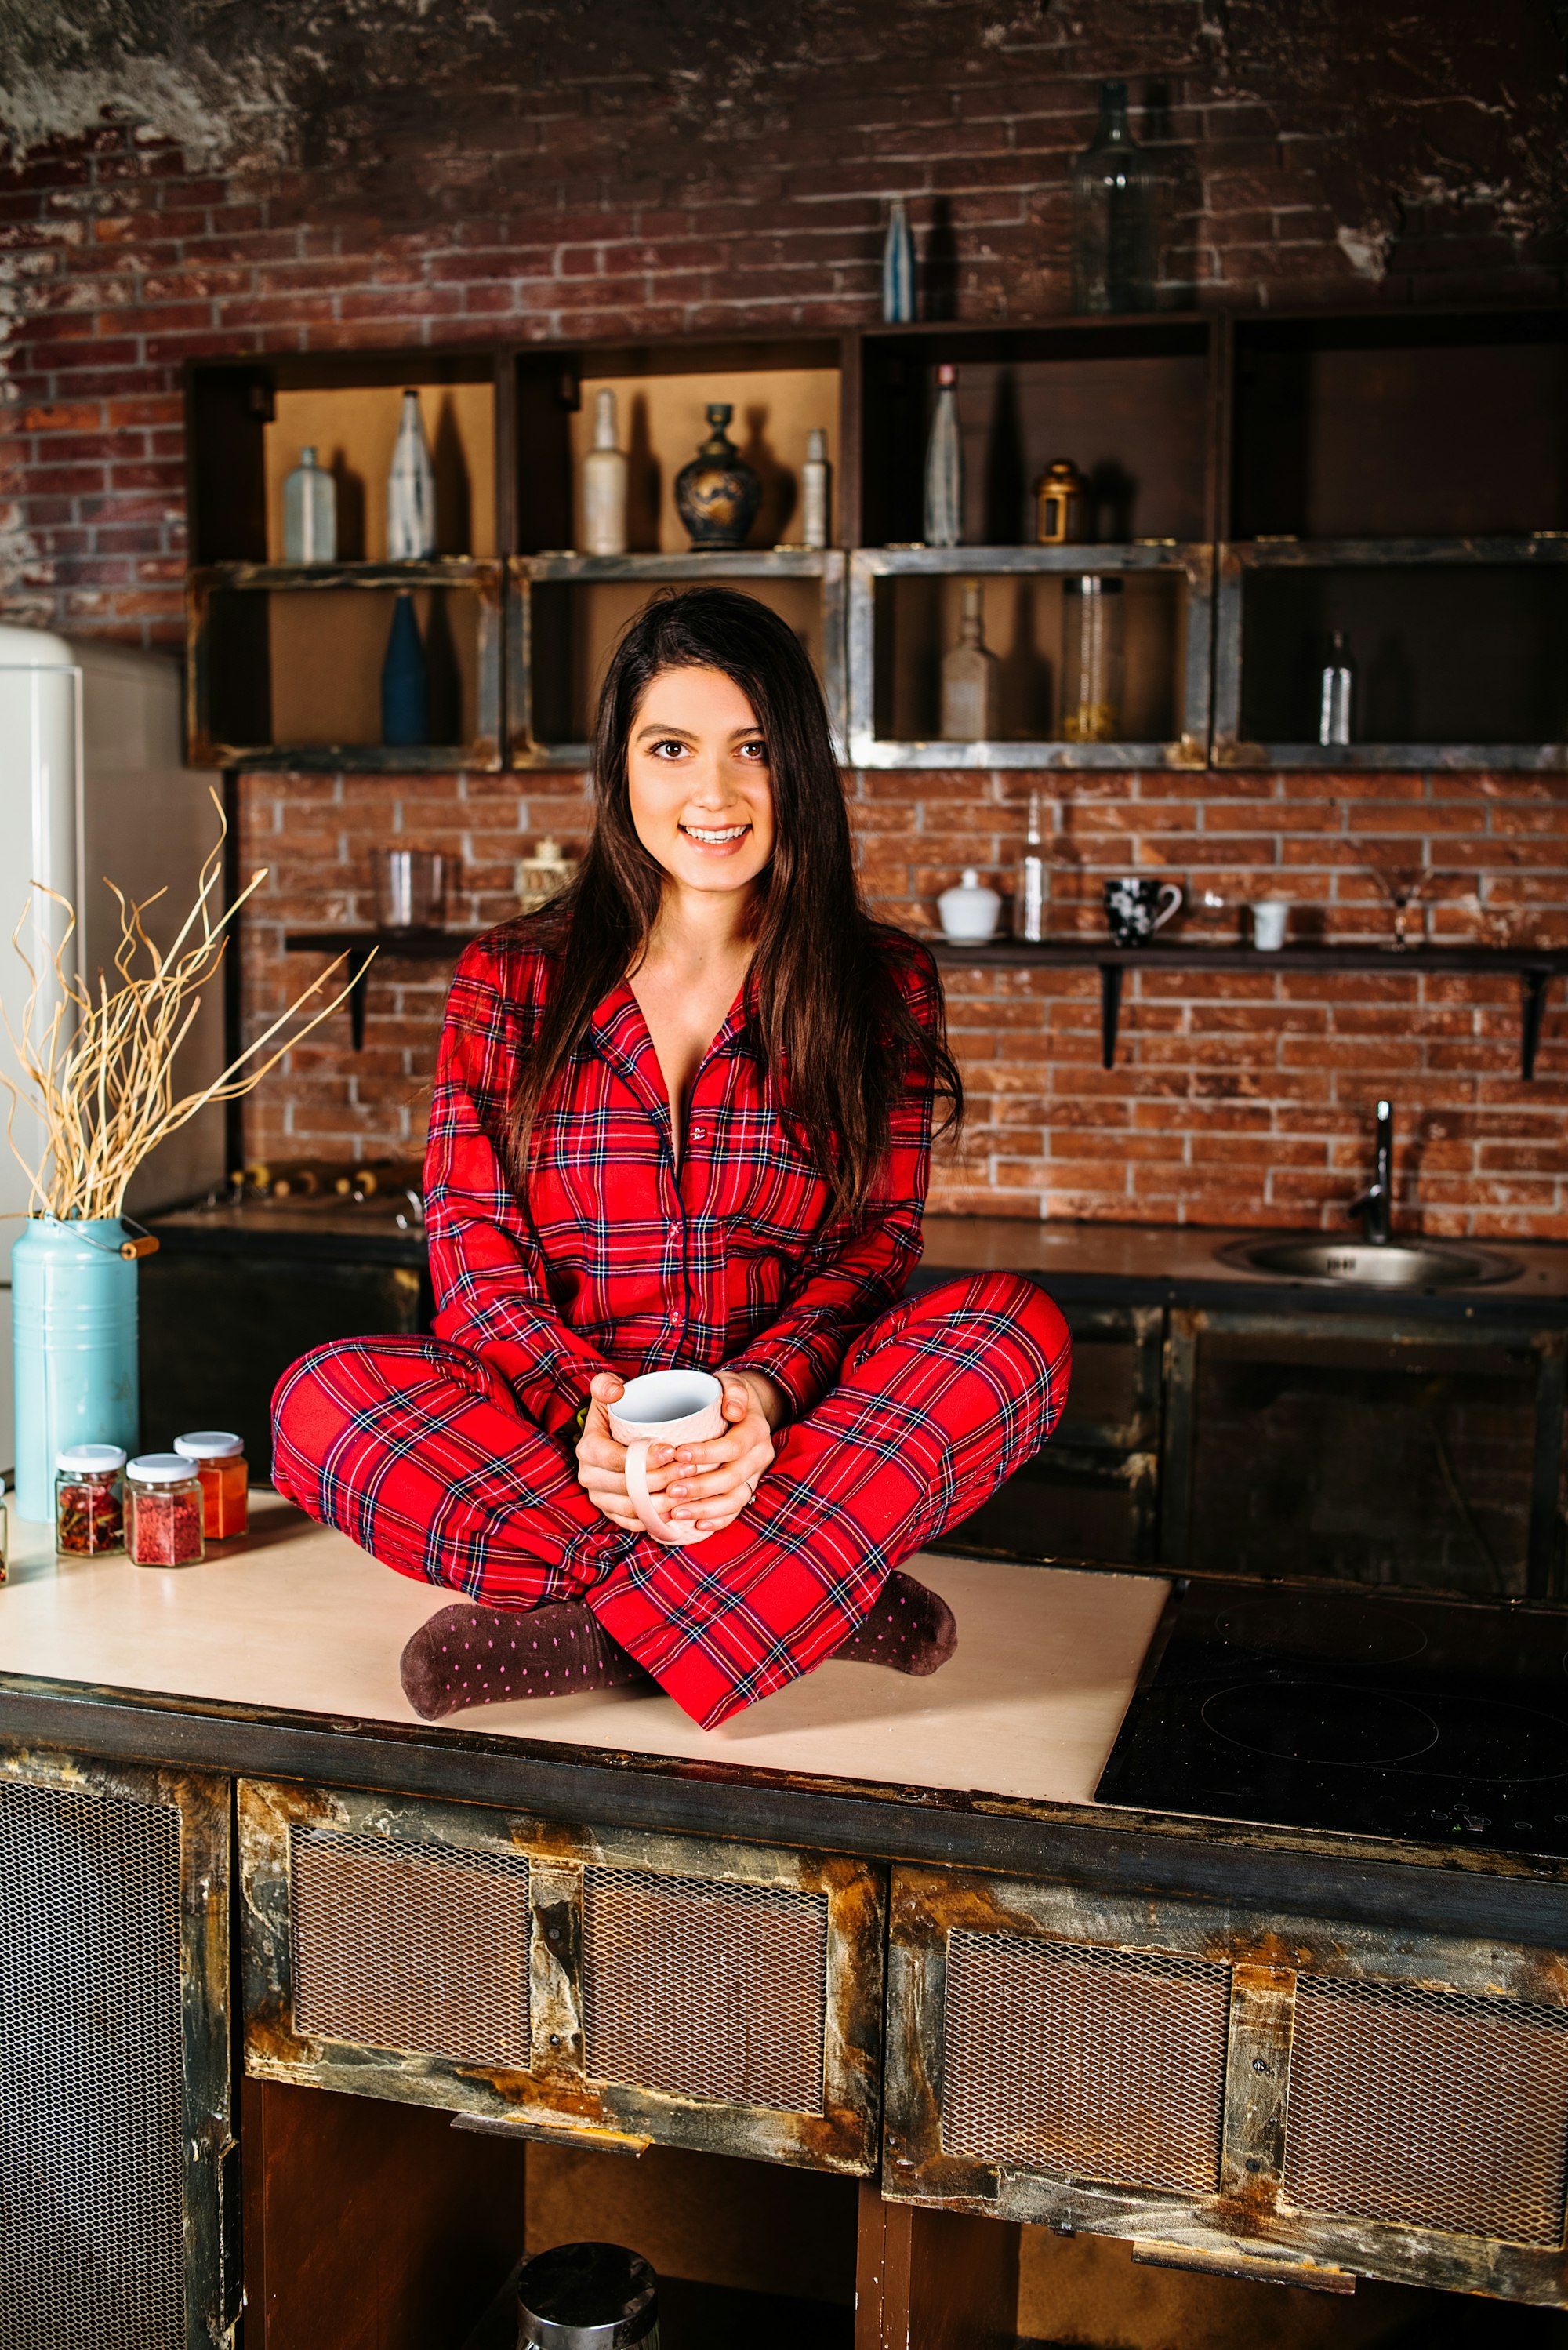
[372,847,445,932]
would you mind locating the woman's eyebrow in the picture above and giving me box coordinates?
[633,717,697,741]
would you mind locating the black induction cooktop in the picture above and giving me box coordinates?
[1095,1578,1568,1858]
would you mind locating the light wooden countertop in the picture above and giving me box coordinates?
[0,1495,1166,1811]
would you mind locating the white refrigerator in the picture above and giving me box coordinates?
[0,625,227,1484]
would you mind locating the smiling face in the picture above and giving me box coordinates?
[626,663,775,905]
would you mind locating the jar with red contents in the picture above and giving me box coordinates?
[54,1444,127,1557]
[125,1454,206,1567]
[173,1429,249,1539]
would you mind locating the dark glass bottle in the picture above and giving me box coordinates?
[380,590,430,746]
[1071,81,1156,315]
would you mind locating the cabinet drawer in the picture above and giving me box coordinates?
[884,1865,1568,2303]
[238,1781,883,2174]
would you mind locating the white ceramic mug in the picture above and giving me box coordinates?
[1252,897,1289,952]
[608,1369,727,1546]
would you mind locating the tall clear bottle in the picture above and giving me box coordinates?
[924,363,963,547]
[801,427,832,550]
[581,387,628,555]
[1319,629,1352,747]
[283,446,336,563]
[1070,80,1157,315]
[882,198,916,324]
[1014,789,1047,942]
[939,579,999,740]
[387,387,437,558]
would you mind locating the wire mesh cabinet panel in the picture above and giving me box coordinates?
[0,1745,234,2350]
[239,1779,884,2174]
[885,1864,1568,2305]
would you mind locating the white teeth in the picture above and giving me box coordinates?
[684,824,748,844]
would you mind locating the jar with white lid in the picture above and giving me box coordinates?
[55,1444,126,1558]
[125,1454,205,1567]
[173,1429,249,1541]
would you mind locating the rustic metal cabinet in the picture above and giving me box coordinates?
[884,1861,1568,2304]
[0,1745,236,2350]
[238,1778,885,2174]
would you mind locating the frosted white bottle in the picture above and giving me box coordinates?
[283,447,336,564]
[581,388,629,556]
[1014,789,1047,942]
[801,427,831,550]
[387,388,437,559]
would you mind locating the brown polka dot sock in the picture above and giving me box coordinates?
[831,1571,957,1678]
[400,1600,658,1722]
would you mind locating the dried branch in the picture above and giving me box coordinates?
[1,787,372,1222]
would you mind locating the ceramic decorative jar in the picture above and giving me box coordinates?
[674,405,761,549]
[938,869,1002,943]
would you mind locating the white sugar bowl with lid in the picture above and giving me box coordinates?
[938,869,1002,943]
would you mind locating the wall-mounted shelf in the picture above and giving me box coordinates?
[285,927,478,1048]
[1213,536,1568,772]
[182,306,1568,775]
[508,548,847,768]
[847,542,1211,770]
[930,939,1568,1077]
[189,560,504,771]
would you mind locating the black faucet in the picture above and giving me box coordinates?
[1348,1098,1393,1245]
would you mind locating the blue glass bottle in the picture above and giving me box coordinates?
[380,591,430,746]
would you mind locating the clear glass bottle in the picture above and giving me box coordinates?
[387,387,437,559]
[882,197,916,324]
[1071,81,1157,315]
[125,1454,205,1568]
[1014,790,1047,943]
[1061,576,1125,742]
[581,387,628,555]
[173,1430,248,1541]
[939,578,999,740]
[54,1444,126,1558]
[801,427,832,550]
[924,364,963,547]
[1319,629,1353,747]
[283,446,336,564]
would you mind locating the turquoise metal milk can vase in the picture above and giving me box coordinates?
[13,1217,140,1521]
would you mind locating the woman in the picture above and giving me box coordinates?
[273,587,1069,1731]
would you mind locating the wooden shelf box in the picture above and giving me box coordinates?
[847,543,1213,770]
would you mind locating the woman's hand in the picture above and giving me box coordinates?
[575,1368,782,1537]
[662,1371,781,1536]
[575,1371,646,1532]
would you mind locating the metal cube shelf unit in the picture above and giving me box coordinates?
[507,549,848,769]
[1213,535,1568,771]
[846,543,1214,772]
[186,558,506,772]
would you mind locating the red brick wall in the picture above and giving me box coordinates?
[3,2,1566,1234]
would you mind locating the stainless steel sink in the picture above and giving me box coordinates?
[1217,1236,1520,1289]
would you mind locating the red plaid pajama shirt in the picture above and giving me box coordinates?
[273,918,1071,1727]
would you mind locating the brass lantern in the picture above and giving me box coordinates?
[1034,459,1089,547]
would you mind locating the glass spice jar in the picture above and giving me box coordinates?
[125,1455,205,1568]
[173,1430,249,1540]
[55,1444,126,1558]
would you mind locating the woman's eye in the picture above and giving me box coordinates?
[651,739,688,759]
[738,739,768,761]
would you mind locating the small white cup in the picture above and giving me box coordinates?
[608,1369,726,1546]
[1252,898,1289,952]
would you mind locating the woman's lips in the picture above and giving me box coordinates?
[680,823,752,855]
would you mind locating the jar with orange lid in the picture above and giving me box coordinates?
[173,1430,248,1540]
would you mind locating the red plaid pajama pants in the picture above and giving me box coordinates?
[271,1269,1070,1730]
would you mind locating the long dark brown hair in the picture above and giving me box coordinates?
[507,586,961,1217]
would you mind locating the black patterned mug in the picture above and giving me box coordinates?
[1104,877,1182,944]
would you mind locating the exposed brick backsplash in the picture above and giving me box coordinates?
[241,761,1568,1240]
[5,9,1566,1234]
